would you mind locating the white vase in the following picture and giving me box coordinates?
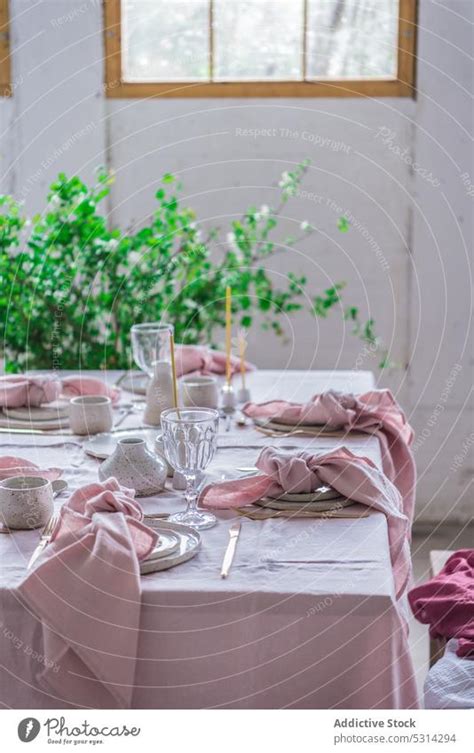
[98,436,167,496]
[143,359,175,426]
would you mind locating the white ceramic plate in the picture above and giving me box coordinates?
[121,372,149,395]
[140,520,201,574]
[256,496,353,513]
[270,485,342,502]
[83,429,158,459]
[0,413,70,431]
[147,529,180,560]
[254,417,328,433]
[3,404,70,421]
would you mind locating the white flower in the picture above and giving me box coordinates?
[255,204,270,222]
[117,264,128,276]
[48,194,61,210]
[106,239,119,252]
[226,232,239,252]
[129,251,141,265]
[278,171,291,188]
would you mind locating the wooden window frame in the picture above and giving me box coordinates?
[0,0,11,96]
[103,0,417,99]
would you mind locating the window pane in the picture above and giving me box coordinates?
[122,0,210,82]
[213,0,304,81]
[307,0,399,79]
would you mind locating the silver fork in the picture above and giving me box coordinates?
[27,515,58,569]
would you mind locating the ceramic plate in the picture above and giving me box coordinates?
[254,417,328,433]
[3,404,70,422]
[140,520,201,574]
[83,429,158,459]
[121,372,149,395]
[269,485,342,502]
[147,529,180,560]
[0,413,70,431]
[256,496,353,513]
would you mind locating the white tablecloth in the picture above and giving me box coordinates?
[0,370,419,708]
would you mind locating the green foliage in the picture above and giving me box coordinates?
[0,163,379,371]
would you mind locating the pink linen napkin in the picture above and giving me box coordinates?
[201,446,411,598]
[18,478,157,709]
[175,344,255,378]
[60,375,121,405]
[243,389,416,523]
[0,455,62,481]
[409,549,474,658]
[0,374,120,408]
[0,375,61,408]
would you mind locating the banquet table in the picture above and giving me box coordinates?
[0,369,419,709]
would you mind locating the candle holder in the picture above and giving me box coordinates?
[220,383,236,431]
[237,386,251,404]
[221,383,236,411]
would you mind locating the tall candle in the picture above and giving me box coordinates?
[238,330,247,389]
[169,332,179,411]
[225,286,232,386]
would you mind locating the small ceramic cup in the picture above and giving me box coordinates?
[0,475,54,530]
[181,375,219,409]
[68,395,114,435]
[155,433,174,477]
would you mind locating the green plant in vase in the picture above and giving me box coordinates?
[0,162,382,372]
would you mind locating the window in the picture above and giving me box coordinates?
[0,0,10,96]
[103,0,417,98]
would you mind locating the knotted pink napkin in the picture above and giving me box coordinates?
[409,549,474,658]
[0,455,62,481]
[244,389,416,523]
[176,344,255,378]
[18,478,157,709]
[0,375,61,408]
[0,374,120,408]
[201,446,411,598]
[61,375,121,405]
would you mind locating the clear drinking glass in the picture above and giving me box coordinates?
[131,323,173,376]
[161,407,219,530]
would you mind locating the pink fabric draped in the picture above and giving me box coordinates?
[0,375,61,408]
[0,455,62,481]
[409,549,474,658]
[201,446,411,599]
[175,345,255,378]
[60,375,120,404]
[18,478,157,709]
[243,389,416,523]
[0,374,120,408]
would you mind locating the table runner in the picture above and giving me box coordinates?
[0,370,419,709]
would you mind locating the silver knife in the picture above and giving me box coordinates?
[220,521,241,578]
[27,515,57,570]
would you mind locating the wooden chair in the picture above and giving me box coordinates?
[428,550,454,667]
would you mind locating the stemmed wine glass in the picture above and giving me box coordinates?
[161,407,219,530]
[131,323,173,376]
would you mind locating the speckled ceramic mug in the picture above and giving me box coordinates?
[0,475,54,530]
[181,375,219,409]
[68,395,114,435]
